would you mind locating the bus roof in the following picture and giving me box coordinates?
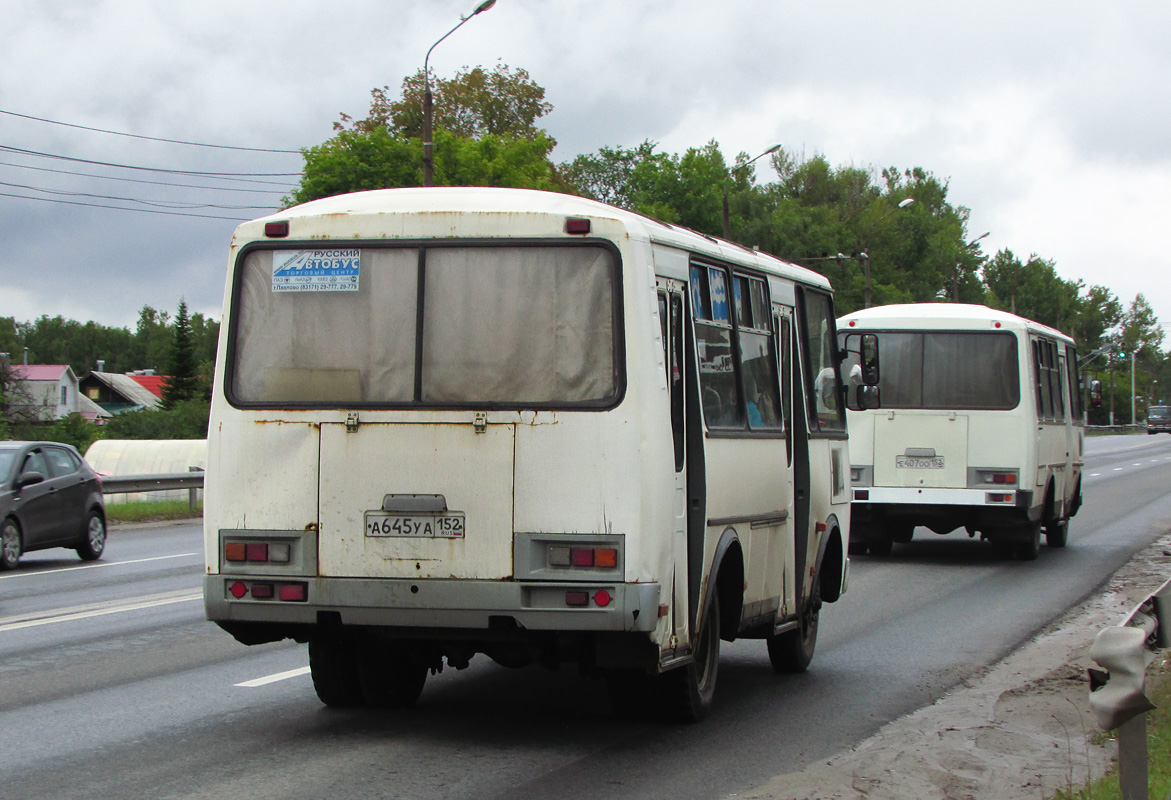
[839,303,1075,344]
[241,187,832,292]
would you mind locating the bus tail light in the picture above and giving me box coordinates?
[226,579,307,602]
[548,545,619,570]
[973,469,1019,487]
[563,589,613,608]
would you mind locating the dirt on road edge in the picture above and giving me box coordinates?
[737,533,1171,800]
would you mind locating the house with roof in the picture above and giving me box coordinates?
[79,370,164,415]
[11,364,83,421]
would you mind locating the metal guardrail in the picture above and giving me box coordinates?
[100,468,204,509]
[1088,576,1171,800]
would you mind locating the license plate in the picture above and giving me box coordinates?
[896,456,944,469]
[364,512,465,538]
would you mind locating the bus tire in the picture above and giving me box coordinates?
[356,639,428,708]
[309,634,366,707]
[768,573,820,673]
[1016,522,1042,561]
[1045,519,1069,548]
[660,592,720,722]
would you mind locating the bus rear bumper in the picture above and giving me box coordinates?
[204,575,660,634]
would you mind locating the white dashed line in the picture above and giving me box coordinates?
[236,666,311,688]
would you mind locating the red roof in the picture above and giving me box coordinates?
[15,364,70,381]
[129,373,166,397]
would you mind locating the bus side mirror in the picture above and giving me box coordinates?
[843,333,880,384]
[856,384,881,411]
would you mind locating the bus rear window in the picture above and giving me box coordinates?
[228,244,620,407]
[875,331,1019,410]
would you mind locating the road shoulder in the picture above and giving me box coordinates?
[739,532,1171,800]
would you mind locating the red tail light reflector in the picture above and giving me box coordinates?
[593,590,612,607]
[229,581,247,599]
[265,220,289,238]
[570,548,595,567]
[565,217,591,234]
[246,542,269,562]
[278,583,307,602]
[854,489,870,501]
[250,582,274,599]
[565,591,590,607]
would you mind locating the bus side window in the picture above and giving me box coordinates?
[776,311,793,464]
[691,265,744,428]
[733,274,782,430]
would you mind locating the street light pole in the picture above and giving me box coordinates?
[422,0,496,187]
[723,144,780,239]
[860,197,914,308]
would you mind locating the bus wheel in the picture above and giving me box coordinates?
[1045,519,1069,548]
[1015,522,1042,561]
[356,638,428,708]
[308,634,366,707]
[660,592,721,722]
[768,573,821,673]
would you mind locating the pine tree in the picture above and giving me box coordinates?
[161,300,198,409]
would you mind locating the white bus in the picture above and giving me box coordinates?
[203,187,864,721]
[838,303,1084,560]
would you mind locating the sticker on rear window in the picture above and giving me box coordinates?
[272,250,360,292]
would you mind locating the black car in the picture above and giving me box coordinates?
[1149,406,1171,435]
[0,441,107,569]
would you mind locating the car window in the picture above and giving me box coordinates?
[0,450,16,482]
[21,449,50,479]
[43,446,80,477]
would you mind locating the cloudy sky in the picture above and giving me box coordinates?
[2,0,1169,344]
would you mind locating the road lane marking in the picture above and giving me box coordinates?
[0,552,201,581]
[0,589,201,632]
[236,666,311,687]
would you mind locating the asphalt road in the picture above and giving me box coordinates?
[2,433,1169,800]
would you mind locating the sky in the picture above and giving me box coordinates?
[2,0,1170,348]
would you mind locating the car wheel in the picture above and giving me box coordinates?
[77,510,106,561]
[1,518,21,570]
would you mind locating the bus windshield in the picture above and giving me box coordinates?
[228,244,620,408]
[870,331,1020,410]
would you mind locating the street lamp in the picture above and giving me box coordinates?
[422,0,497,187]
[723,144,781,239]
[858,197,914,308]
[953,231,990,302]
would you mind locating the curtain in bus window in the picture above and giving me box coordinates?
[421,247,615,403]
[875,333,925,407]
[231,248,418,403]
[922,332,1019,409]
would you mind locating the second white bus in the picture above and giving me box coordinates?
[839,303,1084,560]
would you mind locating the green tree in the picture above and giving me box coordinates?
[560,141,658,208]
[339,64,553,142]
[161,301,199,409]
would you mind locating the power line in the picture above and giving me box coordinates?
[0,159,294,195]
[0,179,280,211]
[0,108,302,154]
[0,190,254,221]
[0,144,300,181]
